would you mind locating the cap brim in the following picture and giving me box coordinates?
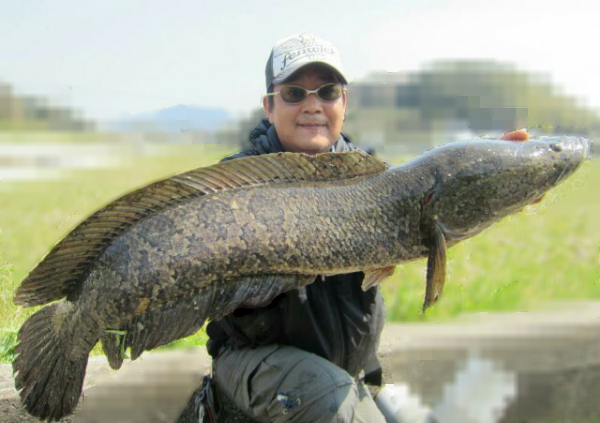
[272,61,349,85]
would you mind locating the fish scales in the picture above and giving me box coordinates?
[82,172,421,313]
[11,136,589,421]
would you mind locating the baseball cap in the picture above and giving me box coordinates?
[265,33,349,90]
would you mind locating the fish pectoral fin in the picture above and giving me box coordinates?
[361,266,396,291]
[422,222,447,313]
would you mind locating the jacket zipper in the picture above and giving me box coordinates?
[323,275,347,370]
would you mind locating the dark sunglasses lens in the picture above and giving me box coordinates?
[317,84,342,101]
[280,87,307,103]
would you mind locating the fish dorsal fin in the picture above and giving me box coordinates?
[14,151,387,307]
[175,151,388,190]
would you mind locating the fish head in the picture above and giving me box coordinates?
[424,136,589,242]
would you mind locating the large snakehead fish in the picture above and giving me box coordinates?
[12,135,589,421]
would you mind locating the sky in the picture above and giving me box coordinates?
[1,0,598,123]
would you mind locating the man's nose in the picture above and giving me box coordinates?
[301,93,323,113]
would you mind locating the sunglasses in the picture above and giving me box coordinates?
[265,83,345,104]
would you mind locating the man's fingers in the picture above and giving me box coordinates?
[500,129,529,142]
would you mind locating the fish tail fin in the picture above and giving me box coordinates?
[12,303,97,421]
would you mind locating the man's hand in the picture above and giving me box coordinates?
[499,128,529,142]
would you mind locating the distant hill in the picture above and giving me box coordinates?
[112,104,231,133]
[0,82,94,132]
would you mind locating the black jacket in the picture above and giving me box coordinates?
[206,119,386,381]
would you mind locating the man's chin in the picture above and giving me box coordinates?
[298,137,335,154]
[282,133,336,154]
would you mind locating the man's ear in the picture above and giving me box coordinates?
[263,96,274,124]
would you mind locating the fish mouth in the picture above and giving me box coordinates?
[580,137,592,159]
[564,137,590,159]
[553,137,590,184]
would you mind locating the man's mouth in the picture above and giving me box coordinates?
[297,123,327,129]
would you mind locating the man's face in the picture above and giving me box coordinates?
[263,65,347,155]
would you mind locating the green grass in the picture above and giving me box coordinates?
[0,256,17,362]
[1,132,599,363]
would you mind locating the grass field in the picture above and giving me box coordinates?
[1,132,598,363]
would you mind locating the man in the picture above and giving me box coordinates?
[178,33,533,423]
[183,33,388,423]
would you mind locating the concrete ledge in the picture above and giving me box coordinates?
[379,302,600,423]
[1,301,599,422]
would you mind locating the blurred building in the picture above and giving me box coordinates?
[0,81,94,132]
[343,62,599,155]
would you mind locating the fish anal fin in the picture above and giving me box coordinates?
[125,296,207,361]
[125,273,317,359]
[422,222,447,313]
[361,266,395,291]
